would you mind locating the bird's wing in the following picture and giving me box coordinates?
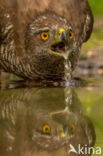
[80,0,94,42]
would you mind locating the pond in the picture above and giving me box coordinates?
[0,77,103,156]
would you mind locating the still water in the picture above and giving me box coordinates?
[0,77,103,156]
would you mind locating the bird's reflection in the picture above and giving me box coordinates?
[0,87,96,156]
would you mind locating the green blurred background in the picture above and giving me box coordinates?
[89,0,103,17]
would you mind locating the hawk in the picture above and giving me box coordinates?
[0,0,93,80]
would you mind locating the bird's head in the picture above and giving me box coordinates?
[24,12,75,80]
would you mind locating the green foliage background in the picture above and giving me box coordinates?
[81,0,103,60]
[88,0,103,16]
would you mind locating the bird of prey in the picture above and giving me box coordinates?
[0,0,93,80]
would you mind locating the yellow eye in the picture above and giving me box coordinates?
[41,32,49,41]
[71,124,75,133]
[69,30,74,39]
[42,124,51,134]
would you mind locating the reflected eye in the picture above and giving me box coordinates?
[69,30,74,39]
[70,124,75,133]
[42,124,51,134]
[41,32,49,40]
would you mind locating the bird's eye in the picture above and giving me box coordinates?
[42,124,51,135]
[70,124,75,133]
[41,32,49,41]
[69,30,74,39]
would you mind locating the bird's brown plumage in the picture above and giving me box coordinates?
[0,0,93,80]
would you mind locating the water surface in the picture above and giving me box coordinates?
[0,77,103,156]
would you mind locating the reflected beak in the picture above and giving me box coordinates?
[61,131,67,137]
[60,126,68,137]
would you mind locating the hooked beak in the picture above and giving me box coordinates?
[59,31,68,45]
[50,30,69,56]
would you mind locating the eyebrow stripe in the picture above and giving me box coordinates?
[32,27,50,34]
